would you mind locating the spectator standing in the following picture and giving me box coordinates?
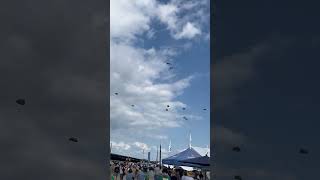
[147,167,155,180]
[161,168,171,180]
[169,170,178,180]
[199,172,203,180]
[126,169,135,180]
[181,171,194,180]
[137,167,147,180]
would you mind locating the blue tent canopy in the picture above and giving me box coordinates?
[179,155,210,167]
[162,147,201,166]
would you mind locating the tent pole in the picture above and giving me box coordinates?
[204,170,206,180]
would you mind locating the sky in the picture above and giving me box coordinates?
[2,0,320,180]
[110,0,210,160]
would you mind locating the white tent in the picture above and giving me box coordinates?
[180,166,194,171]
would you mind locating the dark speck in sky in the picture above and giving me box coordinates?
[69,137,78,143]
[232,146,241,152]
[299,148,309,154]
[16,99,25,105]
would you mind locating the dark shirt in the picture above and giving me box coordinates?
[170,176,178,180]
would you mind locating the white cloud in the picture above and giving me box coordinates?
[157,3,179,31]
[156,0,209,40]
[111,0,209,42]
[133,142,151,151]
[110,0,156,42]
[111,0,209,41]
[111,140,155,159]
[146,134,168,140]
[110,40,195,131]
[192,146,210,157]
[175,22,201,39]
[110,141,131,150]
[110,0,209,158]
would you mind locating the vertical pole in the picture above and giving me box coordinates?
[160,143,162,168]
[156,146,158,162]
[189,131,192,149]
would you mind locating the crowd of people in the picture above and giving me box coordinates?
[110,161,209,180]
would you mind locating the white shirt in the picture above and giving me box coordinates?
[154,167,161,175]
[148,171,155,180]
[181,176,194,180]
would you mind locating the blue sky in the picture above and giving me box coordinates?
[110,0,210,160]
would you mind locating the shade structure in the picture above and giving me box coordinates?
[110,153,142,162]
[162,147,201,166]
[179,155,210,167]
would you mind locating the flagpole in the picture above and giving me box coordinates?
[156,146,158,162]
[160,142,162,168]
[143,149,144,162]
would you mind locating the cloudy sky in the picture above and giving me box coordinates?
[2,0,320,180]
[110,0,210,160]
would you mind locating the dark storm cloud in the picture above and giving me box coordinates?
[0,0,108,179]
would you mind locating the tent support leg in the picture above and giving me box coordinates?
[204,170,206,180]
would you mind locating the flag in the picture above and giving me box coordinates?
[206,144,209,156]
[143,149,145,160]
[189,132,192,149]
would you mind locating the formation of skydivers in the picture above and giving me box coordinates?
[113,92,207,122]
